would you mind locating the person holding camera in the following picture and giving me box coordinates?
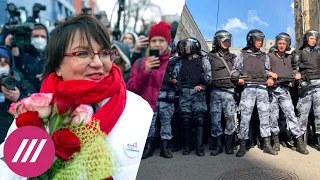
[14,23,49,92]
[127,21,172,159]
[130,32,149,65]
[0,46,36,144]
[127,21,172,109]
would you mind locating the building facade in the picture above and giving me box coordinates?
[74,0,99,15]
[294,0,320,49]
[174,4,210,53]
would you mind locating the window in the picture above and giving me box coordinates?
[58,2,63,14]
[65,7,69,17]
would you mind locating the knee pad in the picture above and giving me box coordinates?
[180,112,192,120]
[194,115,206,127]
[194,113,206,120]
[180,112,191,127]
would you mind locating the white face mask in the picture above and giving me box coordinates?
[0,67,10,76]
[31,37,47,51]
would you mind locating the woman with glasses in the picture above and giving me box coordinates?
[0,14,153,180]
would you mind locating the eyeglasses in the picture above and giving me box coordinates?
[64,49,117,62]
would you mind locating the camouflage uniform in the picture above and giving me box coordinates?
[231,49,271,140]
[268,52,302,139]
[270,86,302,137]
[179,88,207,114]
[142,56,178,159]
[173,54,212,156]
[211,88,236,137]
[208,52,237,138]
[148,91,175,140]
[296,79,320,135]
[173,54,212,116]
[294,47,320,137]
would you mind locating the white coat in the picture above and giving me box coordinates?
[0,90,153,180]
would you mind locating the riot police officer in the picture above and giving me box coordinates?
[268,33,309,154]
[292,29,320,151]
[172,37,212,156]
[231,29,278,157]
[207,30,236,156]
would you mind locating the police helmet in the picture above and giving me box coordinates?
[213,30,232,49]
[275,32,291,51]
[303,29,319,47]
[176,39,184,57]
[246,29,265,47]
[177,37,201,57]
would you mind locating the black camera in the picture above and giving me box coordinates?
[33,3,46,13]
[0,73,18,90]
[6,23,34,48]
[2,3,33,48]
[2,3,46,50]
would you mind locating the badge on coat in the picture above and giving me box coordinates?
[123,140,140,158]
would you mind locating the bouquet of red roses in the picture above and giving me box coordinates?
[4,93,118,180]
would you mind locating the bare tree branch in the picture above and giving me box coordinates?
[110,1,119,26]
[121,0,164,33]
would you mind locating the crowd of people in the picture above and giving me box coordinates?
[0,12,178,143]
[138,28,320,160]
[0,10,320,168]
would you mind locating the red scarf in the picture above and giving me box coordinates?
[40,64,127,135]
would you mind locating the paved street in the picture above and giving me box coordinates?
[136,145,320,180]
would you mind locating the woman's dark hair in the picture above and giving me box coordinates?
[42,14,111,78]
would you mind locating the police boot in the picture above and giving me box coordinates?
[272,133,280,151]
[263,137,278,155]
[182,137,191,155]
[315,134,320,151]
[210,136,222,156]
[142,137,154,159]
[196,127,205,156]
[296,136,309,154]
[209,138,214,150]
[160,140,173,158]
[225,135,234,154]
[171,133,182,152]
[236,140,247,157]
[182,121,191,155]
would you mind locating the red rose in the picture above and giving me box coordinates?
[16,111,44,128]
[53,92,78,115]
[52,129,81,161]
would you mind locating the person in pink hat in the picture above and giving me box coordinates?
[127,21,175,159]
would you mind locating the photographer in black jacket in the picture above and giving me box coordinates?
[0,46,36,143]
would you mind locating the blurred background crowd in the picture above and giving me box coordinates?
[0,0,181,144]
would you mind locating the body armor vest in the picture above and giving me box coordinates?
[268,52,294,85]
[179,57,203,88]
[299,49,320,80]
[242,51,266,83]
[209,52,236,88]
